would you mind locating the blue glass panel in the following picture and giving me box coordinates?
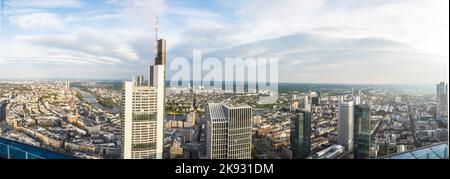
[390,153,415,159]
[430,144,449,159]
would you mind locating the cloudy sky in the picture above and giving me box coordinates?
[0,0,448,84]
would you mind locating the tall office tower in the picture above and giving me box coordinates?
[353,95,361,105]
[0,100,7,121]
[155,39,166,66]
[290,110,312,159]
[206,103,252,159]
[301,96,311,112]
[121,67,164,159]
[0,100,8,135]
[311,94,320,106]
[337,96,354,151]
[121,19,165,159]
[65,80,70,90]
[354,104,371,159]
[436,82,448,117]
[154,17,166,81]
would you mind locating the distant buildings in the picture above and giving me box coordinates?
[205,103,252,159]
[354,104,371,159]
[436,82,448,117]
[337,97,354,151]
[290,110,311,159]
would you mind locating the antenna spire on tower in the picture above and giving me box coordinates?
[155,16,159,63]
[155,16,159,42]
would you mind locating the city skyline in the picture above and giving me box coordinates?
[1,0,449,84]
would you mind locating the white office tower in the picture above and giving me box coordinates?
[206,103,252,159]
[353,95,361,105]
[302,96,311,112]
[121,65,164,159]
[65,80,70,90]
[337,96,354,151]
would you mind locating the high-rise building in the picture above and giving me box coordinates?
[121,20,165,159]
[301,96,311,112]
[0,100,8,134]
[354,104,371,159]
[206,103,252,159]
[290,110,312,159]
[310,92,320,106]
[154,17,166,82]
[337,96,354,151]
[155,39,166,66]
[436,82,448,117]
[65,80,70,90]
[353,95,361,105]
[121,66,164,159]
[0,100,7,122]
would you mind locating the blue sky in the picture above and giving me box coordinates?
[0,0,448,84]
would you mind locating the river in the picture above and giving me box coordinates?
[76,88,120,114]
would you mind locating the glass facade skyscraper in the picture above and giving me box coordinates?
[206,103,252,159]
[290,110,312,159]
[354,104,371,159]
[436,82,448,117]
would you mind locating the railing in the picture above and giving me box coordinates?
[0,138,73,159]
[0,142,45,159]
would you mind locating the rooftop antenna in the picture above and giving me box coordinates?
[155,16,159,59]
[155,16,159,42]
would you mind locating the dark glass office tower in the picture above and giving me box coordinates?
[354,104,371,159]
[290,110,311,159]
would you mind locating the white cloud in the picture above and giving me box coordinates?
[1,0,448,82]
[191,32,448,84]
[15,27,140,62]
[9,12,64,29]
[217,0,449,58]
[108,0,165,27]
[4,0,82,9]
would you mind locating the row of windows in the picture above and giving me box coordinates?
[132,113,157,122]
[131,151,156,159]
[132,142,156,151]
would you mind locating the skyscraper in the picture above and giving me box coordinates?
[154,17,166,82]
[121,19,165,159]
[337,97,354,151]
[301,95,311,112]
[155,39,166,66]
[0,100,8,135]
[436,82,448,117]
[354,104,371,159]
[206,103,252,159]
[65,80,70,90]
[0,100,7,122]
[121,65,164,159]
[290,110,312,159]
